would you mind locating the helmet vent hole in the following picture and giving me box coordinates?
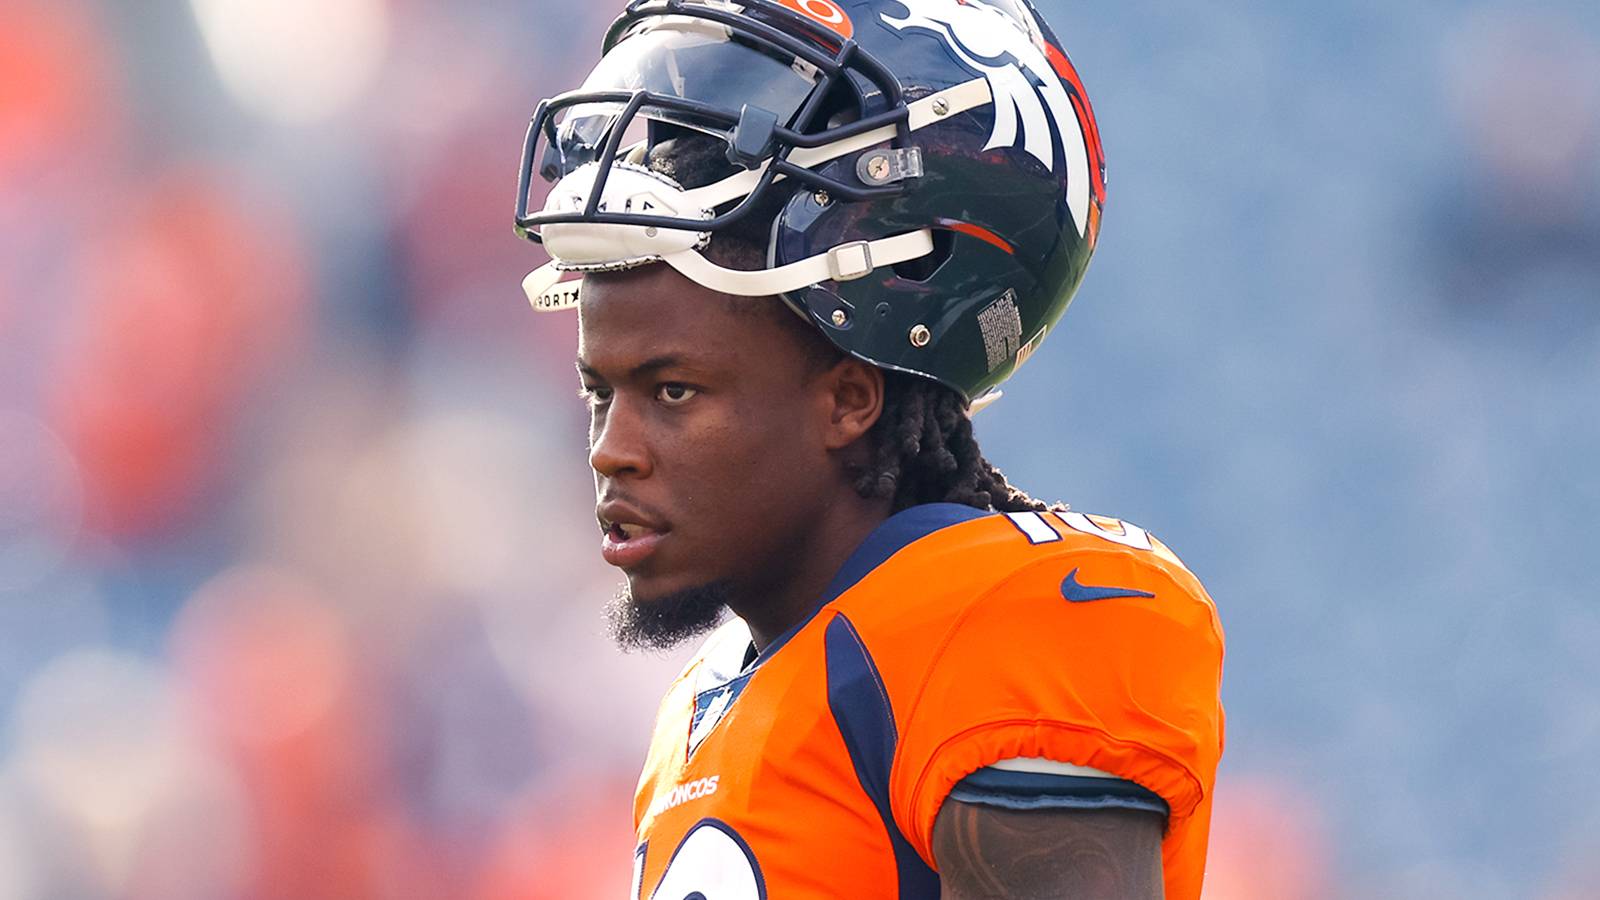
[891,228,954,283]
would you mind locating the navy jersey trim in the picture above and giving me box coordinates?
[687,670,756,758]
[825,612,941,899]
[949,768,1171,818]
[758,503,990,662]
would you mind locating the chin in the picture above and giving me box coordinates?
[622,554,717,604]
[622,569,688,605]
[606,577,733,653]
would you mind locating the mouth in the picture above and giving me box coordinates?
[597,505,670,569]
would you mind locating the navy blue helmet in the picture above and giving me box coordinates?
[515,0,1106,406]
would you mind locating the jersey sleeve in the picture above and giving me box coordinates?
[948,761,1170,816]
[888,544,1225,869]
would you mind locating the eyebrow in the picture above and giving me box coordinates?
[576,355,689,381]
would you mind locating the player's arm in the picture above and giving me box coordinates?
[933,799,1165,899]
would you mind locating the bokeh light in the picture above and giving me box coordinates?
[189,0,391,125]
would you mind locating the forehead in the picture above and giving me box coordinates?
[576,264,799,372]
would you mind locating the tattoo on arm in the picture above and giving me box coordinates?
[933,801,1166,900]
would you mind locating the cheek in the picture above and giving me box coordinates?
[723,398,820,478]
[670,401,823,526]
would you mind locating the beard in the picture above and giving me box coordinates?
[605,580,732,652]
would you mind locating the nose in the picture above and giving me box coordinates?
[588,396,652,481]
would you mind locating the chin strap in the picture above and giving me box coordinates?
[523,265,584,311]
[524,228,935,310]
[667,76,994,213]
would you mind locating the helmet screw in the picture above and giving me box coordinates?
[932,98,950,116]
[866,154,891,182]
[644,227,658,238]
[813,191,830,207]
[909,324,932,347]
[831,308,849,327]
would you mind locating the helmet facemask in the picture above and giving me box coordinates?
[514,0,993,309]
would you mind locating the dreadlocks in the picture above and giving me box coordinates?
[851,373,1058,514]
[647,132,1058,516]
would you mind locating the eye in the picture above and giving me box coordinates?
[656,383,699,405]
[579,384,613,407]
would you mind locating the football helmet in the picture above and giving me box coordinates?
[514,0,1106,405]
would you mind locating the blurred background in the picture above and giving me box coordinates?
[2,0,1598,896]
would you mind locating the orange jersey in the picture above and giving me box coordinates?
[631,503,1225,899]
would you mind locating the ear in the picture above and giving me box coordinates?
[818,358,885,451]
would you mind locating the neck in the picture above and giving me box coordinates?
[734,493,894,652]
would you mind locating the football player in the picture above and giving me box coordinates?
[512,0,1224,897]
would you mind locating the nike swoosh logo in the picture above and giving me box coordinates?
[1060,568,1156,603]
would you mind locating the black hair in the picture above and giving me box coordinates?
[647,133,1059,515]
[852,372,1057,514]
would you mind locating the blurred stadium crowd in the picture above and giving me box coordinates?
[1,0,1598,897]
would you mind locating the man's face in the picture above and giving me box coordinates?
[577,263,838,638]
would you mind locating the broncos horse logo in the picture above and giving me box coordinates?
[881,0,1095,237]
